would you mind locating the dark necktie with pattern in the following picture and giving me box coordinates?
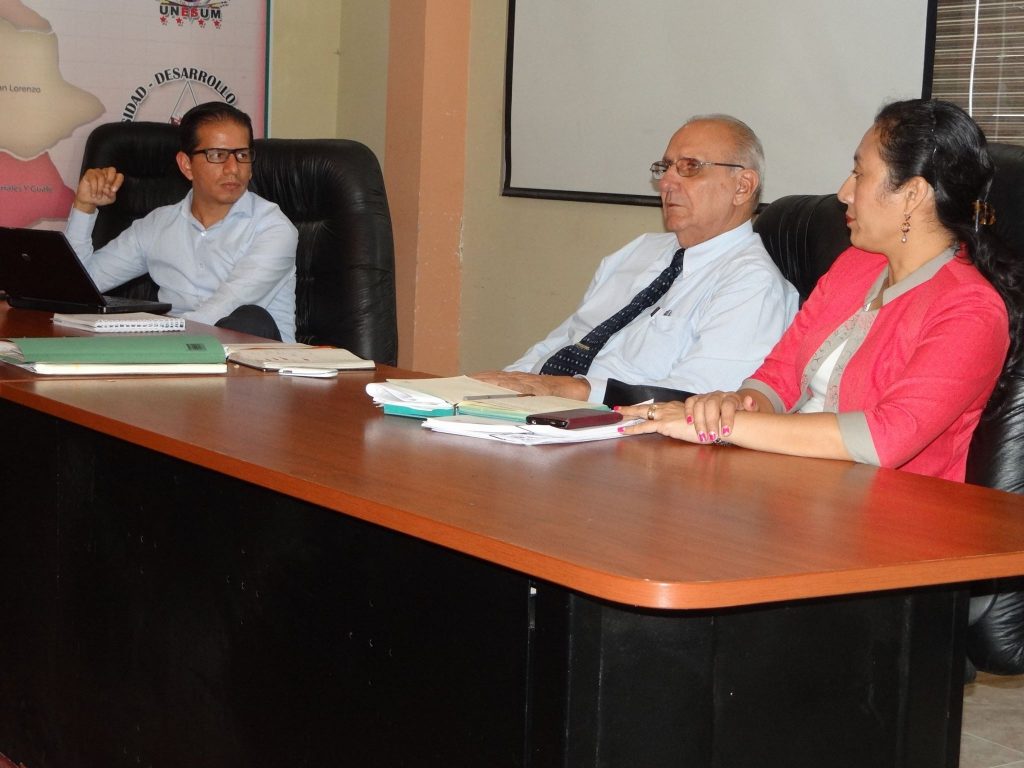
[539,247,685,377]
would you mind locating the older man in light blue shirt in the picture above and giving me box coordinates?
[507,223,794,403]
[476,115,798,405]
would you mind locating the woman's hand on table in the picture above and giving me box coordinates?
[618,400,697,440]
[619,390,763,443]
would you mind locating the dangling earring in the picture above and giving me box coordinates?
[900,212,911,243]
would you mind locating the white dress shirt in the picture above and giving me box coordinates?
[66,190,299,342]
[507,221,799,403]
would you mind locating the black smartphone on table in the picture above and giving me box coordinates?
[525,408,623,429]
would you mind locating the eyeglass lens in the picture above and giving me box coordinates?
[198,148,254,163]
[651,158,703,179]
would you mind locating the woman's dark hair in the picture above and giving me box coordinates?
[874,98,1024,407]
[178,101,254,155]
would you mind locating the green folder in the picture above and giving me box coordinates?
[2,334,226,364]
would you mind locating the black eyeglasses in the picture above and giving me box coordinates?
[190,147,255,164]
[651,157,744,179]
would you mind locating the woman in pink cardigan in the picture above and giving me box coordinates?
[623,99,1022,482]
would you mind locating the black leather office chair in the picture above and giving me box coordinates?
[79,122,398,364]
[753,143,1024,677]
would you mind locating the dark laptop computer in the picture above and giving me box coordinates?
[0,227,172,314]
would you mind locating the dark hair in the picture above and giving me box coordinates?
[874,98,1024,407]
[178,101,253,155]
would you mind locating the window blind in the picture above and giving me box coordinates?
[932,0,1024,143]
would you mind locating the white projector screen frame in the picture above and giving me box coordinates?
[504,0,936,206]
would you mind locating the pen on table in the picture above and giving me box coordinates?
[461,393,533,401]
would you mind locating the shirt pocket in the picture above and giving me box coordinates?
[614,312,695,379]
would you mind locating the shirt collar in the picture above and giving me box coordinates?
[179,189,255,230]
[678,220,754,272]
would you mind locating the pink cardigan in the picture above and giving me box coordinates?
[746,246,1008,481]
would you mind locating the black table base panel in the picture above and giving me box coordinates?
[0,400,967,767]
[529,586,966,768]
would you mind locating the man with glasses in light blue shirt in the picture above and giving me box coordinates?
[66,102,298,341]
[475,115,798,405]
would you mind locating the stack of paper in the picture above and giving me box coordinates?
[366,375,612,421]
[421,415,644,445]
[366,375,517,417]
[0,334,227,375]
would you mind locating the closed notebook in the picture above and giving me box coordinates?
[228,346,374,371]
[0,334,226,375]
[456,395,611,422]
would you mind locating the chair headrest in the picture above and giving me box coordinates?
[752,194,850,301]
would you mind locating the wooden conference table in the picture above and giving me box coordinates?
[1,305,1023,767]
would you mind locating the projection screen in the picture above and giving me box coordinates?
[504,0,935,205]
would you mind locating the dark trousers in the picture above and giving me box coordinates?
[214,305,283,341]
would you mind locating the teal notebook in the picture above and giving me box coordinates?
[382,403,456,419]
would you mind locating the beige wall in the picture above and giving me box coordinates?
[268,3,342,138]
[459,2,662,372]
[269,0,662,372]
[335,2,390,162]
[269,1,389,156]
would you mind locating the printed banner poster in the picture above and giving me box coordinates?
[0,0,269,229]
